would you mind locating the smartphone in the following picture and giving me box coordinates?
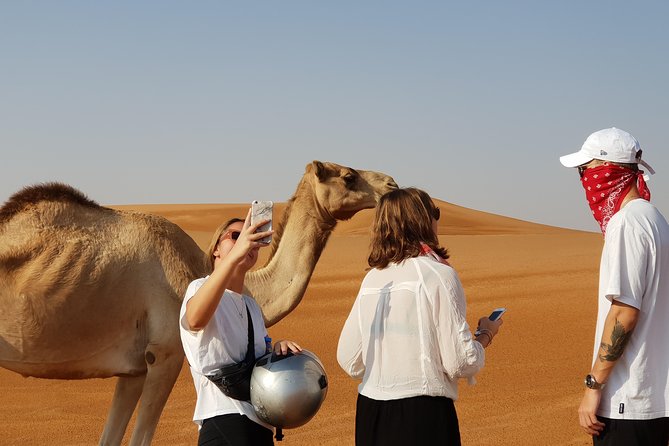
[475,307,506,336]
[488,307,507,321]
[251,200,273,244]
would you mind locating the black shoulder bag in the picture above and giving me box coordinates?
[205,304,256,401]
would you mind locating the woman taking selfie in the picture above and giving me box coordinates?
[337,187,503,446]
[179,211,301,446]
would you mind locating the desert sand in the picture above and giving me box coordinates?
[0,199,603,446]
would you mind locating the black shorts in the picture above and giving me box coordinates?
[593,416,669,446]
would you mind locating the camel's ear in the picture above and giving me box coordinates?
[307,161,328,181]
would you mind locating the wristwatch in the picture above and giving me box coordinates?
[585,374,606,390]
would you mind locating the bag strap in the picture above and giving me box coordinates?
[244,303,255,363]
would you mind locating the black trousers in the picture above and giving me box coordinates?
[355,393,461,446]
[198,414,273,446]
[593,416,669,446]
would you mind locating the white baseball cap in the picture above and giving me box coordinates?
[560,127,655,174]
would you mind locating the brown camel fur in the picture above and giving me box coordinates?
[0,161,397,445]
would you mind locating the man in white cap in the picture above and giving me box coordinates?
[560,127,669,445]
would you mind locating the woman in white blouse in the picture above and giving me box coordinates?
[337,187,503,446]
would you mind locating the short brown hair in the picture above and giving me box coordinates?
[205,218,244,273]
[368,187,448,269]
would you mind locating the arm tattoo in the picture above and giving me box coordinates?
[598,319,632,362]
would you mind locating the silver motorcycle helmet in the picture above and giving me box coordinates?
[250,349,328,429]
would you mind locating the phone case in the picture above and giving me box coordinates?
[251,200,273,244]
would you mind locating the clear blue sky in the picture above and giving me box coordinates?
[2,1,668,231]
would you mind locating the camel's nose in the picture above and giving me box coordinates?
[385,176,398,190]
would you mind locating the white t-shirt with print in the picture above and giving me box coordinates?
[595,199,669,419]
[179,277,272,429]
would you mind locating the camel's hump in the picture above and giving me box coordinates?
[0,182,101,223]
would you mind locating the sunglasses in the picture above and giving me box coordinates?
[577,165,588,178]
[221,230,241,242]
[433,206,440,221]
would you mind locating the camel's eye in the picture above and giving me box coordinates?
[343,172,357,187]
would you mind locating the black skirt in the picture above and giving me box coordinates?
[355,393,461,446]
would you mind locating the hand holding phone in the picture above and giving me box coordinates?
[475,307,506,336]
[251,200,273,244]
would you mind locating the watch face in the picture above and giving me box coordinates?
[585,374,599,389]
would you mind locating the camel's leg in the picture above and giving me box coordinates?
[99,375,146,446]
[127,348,184,446]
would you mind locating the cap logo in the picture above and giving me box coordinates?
[600,150,607,156]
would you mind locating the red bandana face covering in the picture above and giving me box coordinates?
[581,164,651,234]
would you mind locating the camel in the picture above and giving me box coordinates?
[0,160,397,445]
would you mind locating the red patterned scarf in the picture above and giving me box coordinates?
[420,242,450,266]
[581,164,651,234]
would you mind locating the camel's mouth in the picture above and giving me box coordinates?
[381,179,399,194]
[375,181,399,201]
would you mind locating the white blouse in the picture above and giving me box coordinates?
[337,256,484,401]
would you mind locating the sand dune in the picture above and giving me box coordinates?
[0,199,601,445]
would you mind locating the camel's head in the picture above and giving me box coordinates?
[305,161,398,221]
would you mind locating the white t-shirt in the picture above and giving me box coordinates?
[179,277,272,430]
[595,199,669,419]
[337,256,485,401]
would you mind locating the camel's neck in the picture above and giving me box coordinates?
[245,179,336,326]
